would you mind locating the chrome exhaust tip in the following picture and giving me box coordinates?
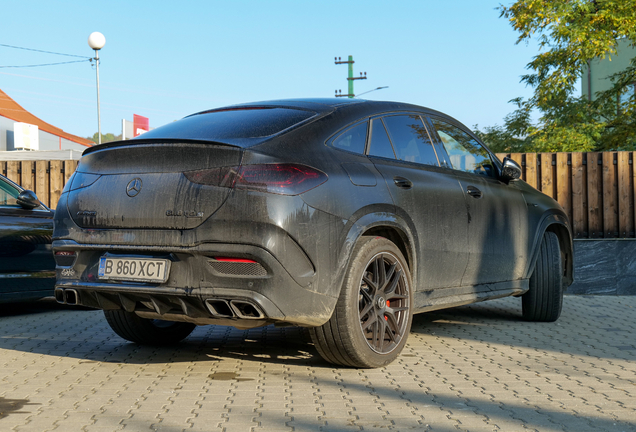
[64,289,78,305]
[229,300,265,319]
[205,299,234,318]
[54,288,65,304]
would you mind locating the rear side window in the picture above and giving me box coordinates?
[332,122,368,154]
[382,115,439,166]
[430,118,495,177]
[368,119,396,159]
[136,107,316,140]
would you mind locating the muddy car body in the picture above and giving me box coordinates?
[53,99,572,367]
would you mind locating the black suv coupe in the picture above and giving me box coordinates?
[53,99,572,367]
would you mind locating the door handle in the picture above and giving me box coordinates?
[393,177,413,189]
[466,186,482,198]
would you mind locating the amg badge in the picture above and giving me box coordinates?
[166,210,204,218]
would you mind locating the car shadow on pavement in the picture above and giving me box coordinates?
[0,298,94,317]
[0,296,634,366]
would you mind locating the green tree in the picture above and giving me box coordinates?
[87,132,122,144]
[481,0,636,152]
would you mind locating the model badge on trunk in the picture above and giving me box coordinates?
[126,178,142,197]
[166,210,204,218]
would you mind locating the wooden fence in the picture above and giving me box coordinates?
[2,153,635,239]
[1,160,78,211]
[495,152,634,239]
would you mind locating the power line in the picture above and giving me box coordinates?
[0,59,91,69]
[0,43,91,59]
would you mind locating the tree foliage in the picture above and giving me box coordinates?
[87,132,122,144]
[478,0,636,153]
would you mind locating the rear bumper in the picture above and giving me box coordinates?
[53,239,335,327]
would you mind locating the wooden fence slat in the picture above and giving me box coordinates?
[35,160,49,208]
[556,153,571,227]
[64,160,78,184]
[6,161,20,184]
[525,153,537,190]
[49,160,64,210]
[571,153,587,238]
[602,152,618,238]
[495,153,508,162]
[541,153,554,198]
[21,161,34,191]
[617,152,633,237]
[587,152,602,238]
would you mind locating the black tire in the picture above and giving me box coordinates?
[310,236,413,368]
[104,310,196,345]
[522,231,563,322]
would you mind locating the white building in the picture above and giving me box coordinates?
[0,88,93,159]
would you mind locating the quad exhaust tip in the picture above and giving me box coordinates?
[204,298,265,319]
[55,288,79,305]
[230,300,265,319]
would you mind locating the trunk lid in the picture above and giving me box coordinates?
[67,142,242,230]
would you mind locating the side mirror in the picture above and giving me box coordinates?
[16,190,41,210]
[501,157,521,182]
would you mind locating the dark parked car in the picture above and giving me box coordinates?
[1,174,55,303]
[53,99,573,367]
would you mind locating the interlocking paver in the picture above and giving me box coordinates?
[1,296,636,431]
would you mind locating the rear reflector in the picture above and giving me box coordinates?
[213,257,257,263]
[184,163,327,195]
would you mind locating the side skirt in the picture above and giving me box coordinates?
[413,280,529,314]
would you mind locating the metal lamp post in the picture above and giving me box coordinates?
[88,32,105,144]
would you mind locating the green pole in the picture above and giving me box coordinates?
[348,55,354,98]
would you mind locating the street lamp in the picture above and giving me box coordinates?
[355,86,389,98]
[88,32,105,144]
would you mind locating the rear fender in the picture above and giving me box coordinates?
[333,211,418,300]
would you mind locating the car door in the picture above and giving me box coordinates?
[367,114,469,290]
[0,176,55,302]
[427,116,529,286]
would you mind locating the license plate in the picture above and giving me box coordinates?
[98,257,170,283]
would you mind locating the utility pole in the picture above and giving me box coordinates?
[335,55,366,98]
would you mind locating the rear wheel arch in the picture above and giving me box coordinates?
[328,213,417,322]
[362,226,413,274]
[342,211,417,281]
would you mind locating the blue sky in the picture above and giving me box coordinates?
[1,1,543,139]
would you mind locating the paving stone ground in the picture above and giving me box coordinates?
[0,295,634,432]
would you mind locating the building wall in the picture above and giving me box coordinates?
[582,38,636,100]
[0,115,90,152]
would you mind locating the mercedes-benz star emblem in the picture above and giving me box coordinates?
[126,178,143,197]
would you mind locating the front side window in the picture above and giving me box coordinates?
[382,115,439,166]
[0,179,20,208]
[332,122,368,154]
[430,118,494,177]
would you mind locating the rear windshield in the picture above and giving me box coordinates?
[135,107,316,140]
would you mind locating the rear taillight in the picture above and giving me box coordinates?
[55,251,77,267]
[184,163,327,195]
[183,166,238,188]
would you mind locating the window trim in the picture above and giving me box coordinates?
[425,115,502,177]
[326,119,370,156]
[367,113,441,167]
